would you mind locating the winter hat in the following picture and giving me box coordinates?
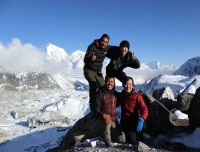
[120,40,130,49]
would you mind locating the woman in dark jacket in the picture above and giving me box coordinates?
[106,40,140,84]
[118,77,148,144]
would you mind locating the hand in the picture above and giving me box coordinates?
[103,113,112,124]
[97,71,103,77]
[136,117,144,132]
[91,52,96,61]
[131,52,136,60]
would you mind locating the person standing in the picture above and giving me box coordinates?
[84,34,111,111]
[117,77,148,144]
[106,40,140,84]
[94,75,125,146]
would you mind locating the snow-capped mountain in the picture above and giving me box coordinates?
[1,42,199,93]
[147,60,179,70]
[46,44,179,72]
[173,57,200,77]
[46,44,85,70]
[0,72,60,91]
[0,41,200,152]
[46,43,69,63]
[141,74,200,96]
[70,50,85,69]
[71,50,85,62]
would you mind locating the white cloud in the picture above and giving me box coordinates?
[0,38,178,83]
[0,38,45,73]
[0,38,70,74]
[124,67,177,84]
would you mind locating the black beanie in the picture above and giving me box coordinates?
[122,76,134,86]
[120,40,130,49]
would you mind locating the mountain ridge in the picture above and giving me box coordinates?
[173,57,200,77]
[0,43,199,93]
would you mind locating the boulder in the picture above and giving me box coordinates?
[188,87,200,131]
[152,86,175,101]
[141,87,189,136]
[48,113,103,152]
[141,92,175,136]
[28,111,69,128]
[176,93,194,113]
[152,87,177,110]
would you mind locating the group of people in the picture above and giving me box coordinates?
[83,34,148,146]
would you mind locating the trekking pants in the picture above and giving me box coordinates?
[121,119,146,144]
[106,70,128,84]
[84,68,105,111]
[103,120,126,145]
[75,114,125,145]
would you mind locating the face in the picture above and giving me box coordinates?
[120,46,129,57]
[100,37,109,49]
[124,79,133,93]
[105,77,115,90]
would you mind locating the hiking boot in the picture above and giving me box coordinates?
[105,142,114,147]
[137,133,145,142]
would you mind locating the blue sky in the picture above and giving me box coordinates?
[0,0,200,65]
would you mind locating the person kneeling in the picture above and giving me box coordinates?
[94,75,125,146]
[118,76,148,144]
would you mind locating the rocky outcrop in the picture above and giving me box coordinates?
[188,87,200,131]
[141,91,175,136]
[0,72,60,91]
[47,113,103,151]
[176,93,194,113]
[141,87,190,136]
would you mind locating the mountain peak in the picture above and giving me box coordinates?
[71,50,85,62]
[46,43,68,62]
[147,60,179,70]
[147,60,161,69]
[173,57,200,77]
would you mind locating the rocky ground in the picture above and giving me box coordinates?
[48,135,200,152]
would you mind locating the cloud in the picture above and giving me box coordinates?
[0,38,178,84]
[0,38,70,74]
[0,38,45,73]
[124,67,176,84]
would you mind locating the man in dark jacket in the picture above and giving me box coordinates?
[94,75,125,146]
[117,77,148,144]
[106,40,140,84]
[84,34,111,111]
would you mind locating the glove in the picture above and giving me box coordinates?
[136,117,144,132]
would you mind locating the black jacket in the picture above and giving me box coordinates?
[84,39,111,72]
[106,46,140,73]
